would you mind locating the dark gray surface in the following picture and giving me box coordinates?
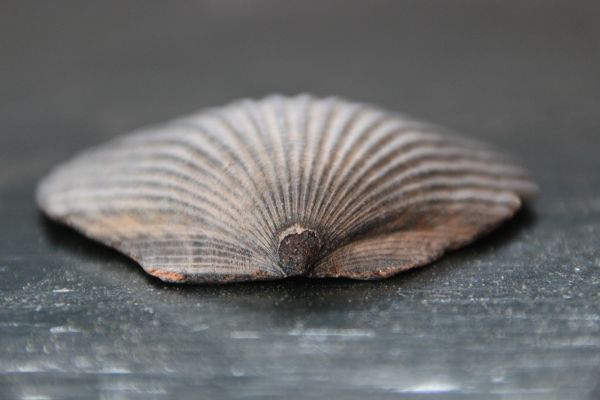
[1,1,600,399]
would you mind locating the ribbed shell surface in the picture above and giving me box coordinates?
[37,95,537,283]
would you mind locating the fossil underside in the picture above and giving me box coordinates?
[37,95,537,283]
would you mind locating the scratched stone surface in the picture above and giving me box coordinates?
[1,1,599,399]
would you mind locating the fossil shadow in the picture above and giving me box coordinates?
[38,204,537,313]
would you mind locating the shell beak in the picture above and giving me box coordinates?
[277,225,321,276]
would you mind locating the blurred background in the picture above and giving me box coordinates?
[1,1,600,399]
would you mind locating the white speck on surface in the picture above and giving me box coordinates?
[287,328,376,338]
[52,288,73,293]
[349,369,463,395]
[20,395,52,400]
[5,365,44,373]
[99,380,166,394]
[98,366,132,374]
[231,365,245,377]
[396,381,461,393]
[191,324,209,332]
[49,326,81,334]
[230,331,261,339]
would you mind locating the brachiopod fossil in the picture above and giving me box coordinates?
[37,95,537,283]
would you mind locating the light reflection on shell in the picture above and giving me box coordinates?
[37,95,537,283]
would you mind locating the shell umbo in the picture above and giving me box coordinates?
[37,95,537,283]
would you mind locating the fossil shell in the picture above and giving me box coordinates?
[37,95,537,284]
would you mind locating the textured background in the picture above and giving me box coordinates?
[1,1,600,399]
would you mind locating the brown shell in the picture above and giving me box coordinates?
[37,95,537,283]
